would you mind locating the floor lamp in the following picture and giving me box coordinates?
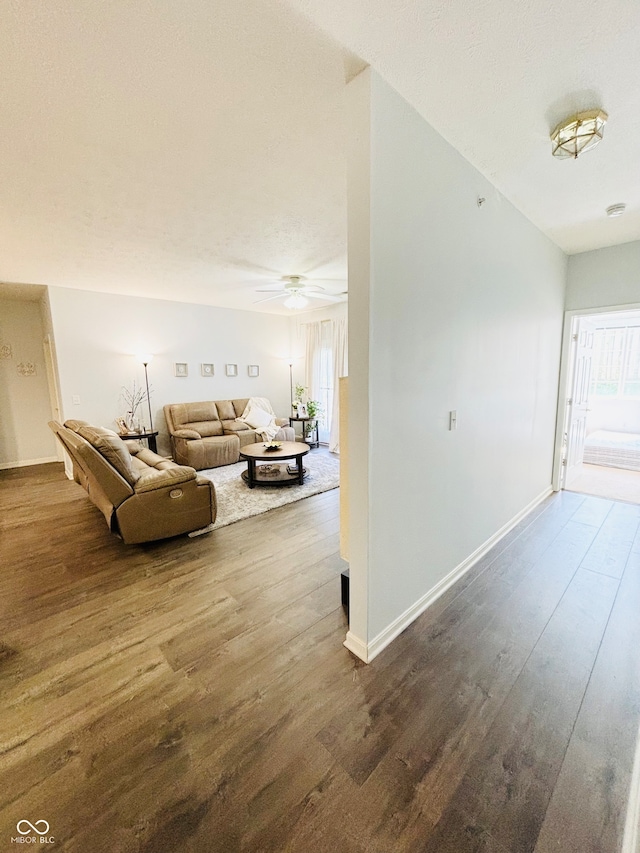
[289,361,293,414]
[139,355,154,431]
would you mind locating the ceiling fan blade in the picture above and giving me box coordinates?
[300,285,325,293]
[253,293,285,305]
[305,292,344,302]
[255,287,285,293]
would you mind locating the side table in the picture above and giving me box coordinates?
[289,416,319,449]
[120,430,159,453]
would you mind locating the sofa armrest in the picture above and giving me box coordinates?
[173,428,202,439]
[134,467,196,494]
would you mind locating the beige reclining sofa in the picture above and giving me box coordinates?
[164,398,294,470]
[50,420,216,544]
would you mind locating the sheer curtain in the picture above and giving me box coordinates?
[329,317,347,452]
[303,317,348,452]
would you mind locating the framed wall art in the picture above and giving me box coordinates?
[247,364,259,377]
[174,362,188,377]
[201,363,214,377]
[225,363,238,377]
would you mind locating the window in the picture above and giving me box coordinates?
[624,327,640,397]
[303,316,347,450]
[591,326,640,399]
[312,322,334,444]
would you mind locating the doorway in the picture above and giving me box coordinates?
[555,306,640,503]
[0,284,60,469]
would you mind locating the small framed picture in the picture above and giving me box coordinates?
[298,403,308,417]
[248,364,259,378]
[225,363,238,377]
[201,363,214,377]
[174,362,188,377]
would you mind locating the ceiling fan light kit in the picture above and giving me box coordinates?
[253,273,345,308]
[284,293,309,309]
[550,109,608,160]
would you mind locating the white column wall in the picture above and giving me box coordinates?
[347,70,567,657]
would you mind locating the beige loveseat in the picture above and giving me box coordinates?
[164,398,294,470]
[50,420,216,544]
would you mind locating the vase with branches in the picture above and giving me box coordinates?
[120,380,150,432]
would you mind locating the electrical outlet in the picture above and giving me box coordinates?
[72,395,81,405]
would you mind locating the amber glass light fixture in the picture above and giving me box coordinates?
[550,109,608,159]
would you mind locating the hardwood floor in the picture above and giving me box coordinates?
[1,463,640,852]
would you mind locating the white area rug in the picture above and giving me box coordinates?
[198,451,340,529]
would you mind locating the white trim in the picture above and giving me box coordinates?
[0,456,58,470]
[357,486,552,664]
[343,631,369,662]
[622,721,640,853]
[551,312,575,491]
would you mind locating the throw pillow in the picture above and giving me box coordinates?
[243,405,274,429]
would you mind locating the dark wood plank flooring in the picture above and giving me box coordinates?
[1,464,640,852]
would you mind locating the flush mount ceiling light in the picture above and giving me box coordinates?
[606,203,626,217]
[550,109,608,159]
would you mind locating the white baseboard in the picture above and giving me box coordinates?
[343,631,369,662]
[357,486,552,664]
[0,456,59,470]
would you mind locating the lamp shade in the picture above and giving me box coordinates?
[550,109,608,160]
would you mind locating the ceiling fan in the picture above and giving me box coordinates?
[254,275,345,309]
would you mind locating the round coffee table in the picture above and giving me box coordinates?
[239,441,310,488]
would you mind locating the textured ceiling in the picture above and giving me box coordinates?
[286,0,640,254]
[0,1,351,313]
[1,1,638,315]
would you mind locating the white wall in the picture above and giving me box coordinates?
[48,287,292,456]
[566,241,640,311]
[347,70,567,658]
[0,298,57,467]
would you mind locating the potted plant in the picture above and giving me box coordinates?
[304,399,323,438]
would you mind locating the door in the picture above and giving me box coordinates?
[43,334,64,462]
[564,317,596,487]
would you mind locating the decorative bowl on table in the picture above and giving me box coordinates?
[263,441,282,452]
